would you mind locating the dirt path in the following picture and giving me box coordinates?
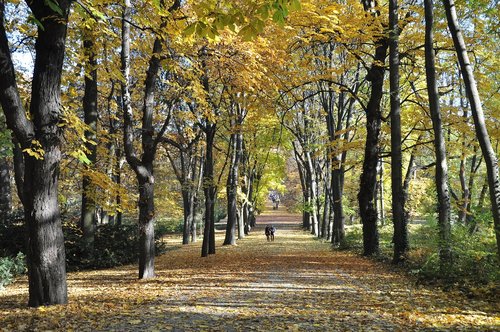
[1,209,499,331]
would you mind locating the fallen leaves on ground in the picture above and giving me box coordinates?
[1,210,499,331]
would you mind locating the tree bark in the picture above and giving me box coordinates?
[202,126,216,257]
[121,0,178,277]
[321,160,331,239]
[332,167,345,245]
[224,132,239,245]
[305,151,319,236]
[425,0,453,264]
[442,0,500,259]
[80,29,98,252]
[137,164,155,279]
[389,0,409,263]
[181,189,192,244]
[0,0,71,307]
[12,138,25,205]
[358,38,388,256]
[0,148,11,219]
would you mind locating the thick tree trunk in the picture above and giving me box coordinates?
[26,1,71,306]
[137,165,155,279]
[443,0,500,258]
[358,39,388,256]
[0,0,71,307]
[81,31,98,251]
[425,0,452,264]
[389,0,409,263]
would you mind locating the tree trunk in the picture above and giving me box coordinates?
[305,151,319,236]
[321,161,331,239]
[293,144,309,229]
[224,133,238,245]
[192,154,204,243]
[182,189,192,244]
[0,151,11,219]
[80,30,98,252]
[0,116,11,219]
[358,39,388,256]
[137,164,155,279]
[425,0,452,264]
[442,0,500,259]
[238,206,245,239]
[202,126,216,257]
[0,0,71,307]
[121,0,177,276]
[389,0,409,263]
[12,139,25,205]
[27,1,71,307]
[332,167,345,245]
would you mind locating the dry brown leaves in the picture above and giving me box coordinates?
[1,210,499,331]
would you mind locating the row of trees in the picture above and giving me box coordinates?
[276,0,498,266]
[0,0,498,307]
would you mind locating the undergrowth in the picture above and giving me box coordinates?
[0,219,168,275]
[341,219,499,297]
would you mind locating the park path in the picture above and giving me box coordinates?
[1,208,499,331]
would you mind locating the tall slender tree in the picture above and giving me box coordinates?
[389,0,409,263]
[442,0,500,258]
[425,0,452,264]
[80,24,99,253]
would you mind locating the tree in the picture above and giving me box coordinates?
[0,114,12,220]
[121,0,180,278]
[358,6,388,256]
[0,0,71,306]
[80,21,99,253]
[389,0,409,263]
[425,0,452,265]
[442,0,500,258]
[223,98,244,245]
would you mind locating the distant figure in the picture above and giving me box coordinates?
[269,191,280,209]
[265,225,276,241]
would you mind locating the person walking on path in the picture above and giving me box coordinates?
[265,225,276,241]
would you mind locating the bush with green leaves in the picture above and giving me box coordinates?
[0,219,167,272]
[155,217,184,237]
[414,221,499,285]
[340,218,499,289]
[0,252,26,290]
[65,222,168,271]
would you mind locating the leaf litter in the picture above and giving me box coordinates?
[0,210,498,331]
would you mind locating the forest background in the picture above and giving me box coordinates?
[0,0,498,307]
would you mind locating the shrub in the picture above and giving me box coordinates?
[0,252,26,290]
[65,222,167,271]
[0,219,167,272]
[155,217,184,237]
[414,222,499,285]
